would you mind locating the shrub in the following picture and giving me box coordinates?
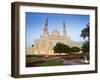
[53,42,70,54]
[70,47,80,53]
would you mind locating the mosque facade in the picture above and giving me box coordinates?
[26,18,82,55]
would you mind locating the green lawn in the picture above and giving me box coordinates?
[26,55,42,62]
[26,57,38,62]
[37,59,63,66]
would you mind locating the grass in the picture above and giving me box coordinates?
[26,55,64,67]
[26,55,43,62]
[26,54,85,67]
[26,55,44,58]
[37,59,63,66]
[26,57,38,62]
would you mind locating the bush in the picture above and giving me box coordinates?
[53,42,70,54]
[70,47,80,53]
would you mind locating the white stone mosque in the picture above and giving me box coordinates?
[26,18,82,55]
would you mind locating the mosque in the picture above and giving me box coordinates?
[26,18,82,55]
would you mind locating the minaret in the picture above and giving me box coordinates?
[63,20,67,37]
[43,18,49,36]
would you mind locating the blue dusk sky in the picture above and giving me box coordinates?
[26,12,89,48]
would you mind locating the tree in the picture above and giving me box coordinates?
[70,47,80,53]
[81,40,89,52]
[80,23,89,40]
[80,23,89,53]
[53,42,70,54]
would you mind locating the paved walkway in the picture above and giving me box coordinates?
[61,59,83,65]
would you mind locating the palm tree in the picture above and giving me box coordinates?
[80,23,89,40]
[80,23,89,52]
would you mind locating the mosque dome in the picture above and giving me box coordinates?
[52,30,60,36]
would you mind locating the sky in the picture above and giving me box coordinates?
[26,12,89,48]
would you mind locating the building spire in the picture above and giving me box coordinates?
[44,17,49,36]
[63,20,67,37]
